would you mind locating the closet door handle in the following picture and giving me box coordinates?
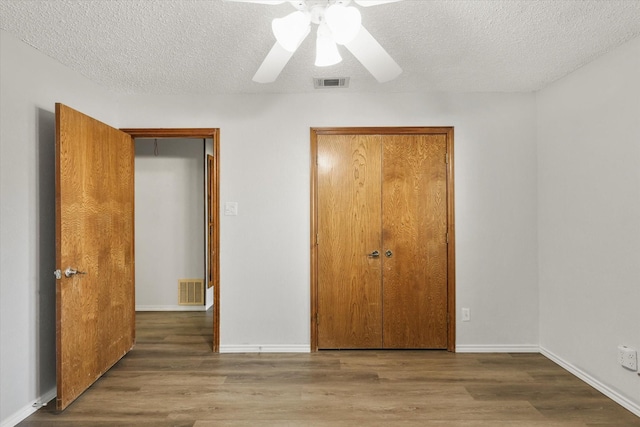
[385,250,393,258]
[368,250,380,258]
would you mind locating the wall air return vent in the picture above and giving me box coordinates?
[314,77,350,89]
[178,279,204,305]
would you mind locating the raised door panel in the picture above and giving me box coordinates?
[317,134,383,348]
[382,134,448,348]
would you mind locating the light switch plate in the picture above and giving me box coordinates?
[224,202,238,216]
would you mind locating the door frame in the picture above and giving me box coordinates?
[310,127,455,352]
[121,128,221,352]
[207,154,216,292]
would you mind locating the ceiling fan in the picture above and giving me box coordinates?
[225,0,403,83]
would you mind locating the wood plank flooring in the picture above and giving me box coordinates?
[20,311,639,426]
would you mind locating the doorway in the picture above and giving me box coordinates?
[121,128,220,352]
[54,105,222,410]
[310,127,455,351]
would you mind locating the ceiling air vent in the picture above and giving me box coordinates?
[314,77,350,89]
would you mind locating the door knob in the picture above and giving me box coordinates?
[368,250,380,258]
[385,250,393,258]
[65,267,86,277]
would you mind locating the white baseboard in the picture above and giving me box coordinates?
[1,387,56,427]
[456,344,540,353]
[540,347,640,418]
[222,344,538,354]
[220,344,310,353]
[135,305,207,312]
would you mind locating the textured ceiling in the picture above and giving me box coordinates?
[1,0,639,94]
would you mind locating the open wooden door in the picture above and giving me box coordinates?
[55,103,135,411]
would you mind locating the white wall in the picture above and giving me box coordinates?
[135,138,205,310]
[3,21,639,427]
[1,27,541,426]
[0,30,119,425]
[116,91,540,351]
[537,36,640,410]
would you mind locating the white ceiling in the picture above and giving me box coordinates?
[1,0,639,95]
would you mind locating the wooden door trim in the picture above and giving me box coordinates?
[310,129,319,351]
[312,127,454,136]
[121,128,218,139]
[207,155,215,291]
[121,128,220,353]
[445,127,456,352]
[310,127,456,352]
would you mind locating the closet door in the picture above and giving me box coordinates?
[313,128,453,351]
[316,134,383,348]
[382,134,449,348]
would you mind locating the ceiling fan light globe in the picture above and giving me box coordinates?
[315,25,342,67]
[325,4,362,45]
[272,11,311,52]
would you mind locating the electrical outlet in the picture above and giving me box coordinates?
[618,345,638,371]
[462,308,470,322]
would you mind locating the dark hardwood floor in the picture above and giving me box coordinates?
[20,311,639,426]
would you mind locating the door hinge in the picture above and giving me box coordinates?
[446,232,449,244]
[316,233,319,245]
[445,152,449,164]
[315,313,319,325]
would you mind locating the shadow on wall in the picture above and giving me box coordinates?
[36,107,56,399]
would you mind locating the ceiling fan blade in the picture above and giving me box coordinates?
[224,0,287,5]
[252,42,296,83]
[353,0,403,7]
[344,26,402,83]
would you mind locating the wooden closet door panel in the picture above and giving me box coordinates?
[317,134,383,348]
[382,134,448,348]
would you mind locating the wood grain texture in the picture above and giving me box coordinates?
[382,134,448,348]
[207,154,218,294]
[211,137,220,353]
[312,128,455,351]
[316,134,383,348]
[445,128,456,351]
[119,128,218,139]
[312,127,455,136]
[55,104,135,411]
[20,311,640,426]
[310,129,319,351]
